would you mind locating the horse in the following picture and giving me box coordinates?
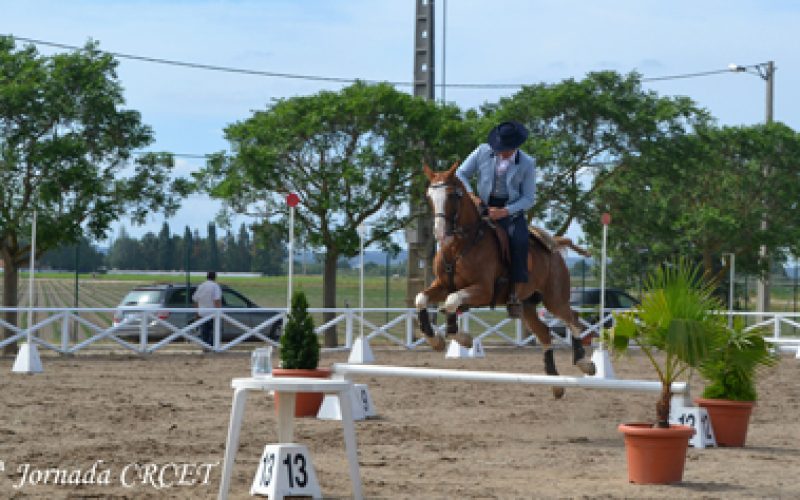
[415,162,596,398]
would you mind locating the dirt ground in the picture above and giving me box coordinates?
[0,345,798,500]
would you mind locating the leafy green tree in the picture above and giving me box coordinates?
[199,82,471,345]
[0,37,187,353]
[480,71,706,235]
[592,123,800,279]
[39,237,105,272]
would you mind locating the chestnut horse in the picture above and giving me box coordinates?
[415,163,596,397]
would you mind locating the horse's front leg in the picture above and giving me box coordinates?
[441,284,493,349]
[415,280,450,351]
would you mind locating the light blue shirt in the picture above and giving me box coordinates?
[456,144,536,216]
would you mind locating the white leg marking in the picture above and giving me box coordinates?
[444,291,466,313]
[427,186,446,243]
[414,292,428,310]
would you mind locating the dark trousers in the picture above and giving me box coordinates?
[200,318,214,345]
[489,196,529,284]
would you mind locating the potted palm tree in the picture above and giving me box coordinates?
[608,259,727,484]
[696,318,777,446]
[273,290,331,417]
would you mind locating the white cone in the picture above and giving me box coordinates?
[12,342,43,374]
[590,347,615,379]
[347,336,375,364]
[445,338,485,359]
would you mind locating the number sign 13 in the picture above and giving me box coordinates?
[251,443,322,498]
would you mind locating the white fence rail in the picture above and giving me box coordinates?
[1,307,798,356]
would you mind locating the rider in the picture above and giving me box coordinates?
[455,121,536,318]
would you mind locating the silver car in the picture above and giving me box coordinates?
[112,284,282,341]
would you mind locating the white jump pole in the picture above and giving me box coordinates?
[591,212,615,379]
[286,193,299,310]
[331,363,688,396]
[13,208,43,373]
[349,224,374,363]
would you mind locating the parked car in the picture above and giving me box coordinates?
[541,287,639,337]
[112,284,282,342]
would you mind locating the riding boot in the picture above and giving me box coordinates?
[506,288,523,318]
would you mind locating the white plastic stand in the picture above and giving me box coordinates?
[251,443,322,498]
[348,336,375,364]
[590,347,615,379]
[317,383,376,421]
[669,405,717,448]
[445,338,485,359]
[12,342,43,374]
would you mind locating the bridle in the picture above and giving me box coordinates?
[428,178,488,293]
[429,181,467,237]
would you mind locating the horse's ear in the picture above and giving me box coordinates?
[446,161,460,177]
[423,164,435,181]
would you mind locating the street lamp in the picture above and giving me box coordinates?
[729,61,775,315]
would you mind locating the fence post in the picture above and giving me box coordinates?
[773,313,781,339]
[516,318,523,343]
[462,311,470,334]
[406,310,415,348]
[214,310,221,351]
[61,311,70,353]
[345,308,354,349]
[139,312,148,353]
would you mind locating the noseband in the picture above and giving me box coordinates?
[430,181,466,236]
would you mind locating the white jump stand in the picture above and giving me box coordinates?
[218,377,363,500]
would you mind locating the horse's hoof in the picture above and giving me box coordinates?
[451,332,473,348]
[577,359,596,376]
[426,335,446,352]
[552,387,565,399]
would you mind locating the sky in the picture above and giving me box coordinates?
[3,0,799,247]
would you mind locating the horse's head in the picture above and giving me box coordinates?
[423,162,471,243]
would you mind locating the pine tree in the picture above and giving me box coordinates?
[279,291,319,369]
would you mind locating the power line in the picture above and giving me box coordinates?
[8,34,738,90]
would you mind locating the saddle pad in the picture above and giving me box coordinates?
[528,226,558,253]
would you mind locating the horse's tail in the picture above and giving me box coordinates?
[554,236,590,257]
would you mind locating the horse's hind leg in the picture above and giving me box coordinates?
[522,300,564,399]
[548,303,596,376]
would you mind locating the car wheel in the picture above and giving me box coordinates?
[268,323,282,342]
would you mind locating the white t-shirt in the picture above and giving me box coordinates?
[192,280,222,317]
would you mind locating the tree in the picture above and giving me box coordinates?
[157,222,174,271]
[206,222,220,271]
[0,37,187,353]
[251,220,287,276]
[200,81,471,345]
[236,223,252,272]
[592,123,800,279]
[38,237,105,272]
[480,71,706,236]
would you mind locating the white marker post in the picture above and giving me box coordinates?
[349,224,374,363]
[286,193,299,311]
[13,208,43,374]
[591,212,615,379]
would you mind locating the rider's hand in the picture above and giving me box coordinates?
[488,207,509,220]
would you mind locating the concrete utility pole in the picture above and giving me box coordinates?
[406,0,436,308]
[757,61,775,314]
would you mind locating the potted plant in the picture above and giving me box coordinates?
[696,318,777,446]
[273,290,331,417]
[608,259,727,484]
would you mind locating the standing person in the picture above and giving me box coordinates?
[193,271,222,349]
[455,121,536,318]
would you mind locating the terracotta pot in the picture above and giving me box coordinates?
[695,398,755,447]
[272,367,332,417]
[618,422,694,484]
